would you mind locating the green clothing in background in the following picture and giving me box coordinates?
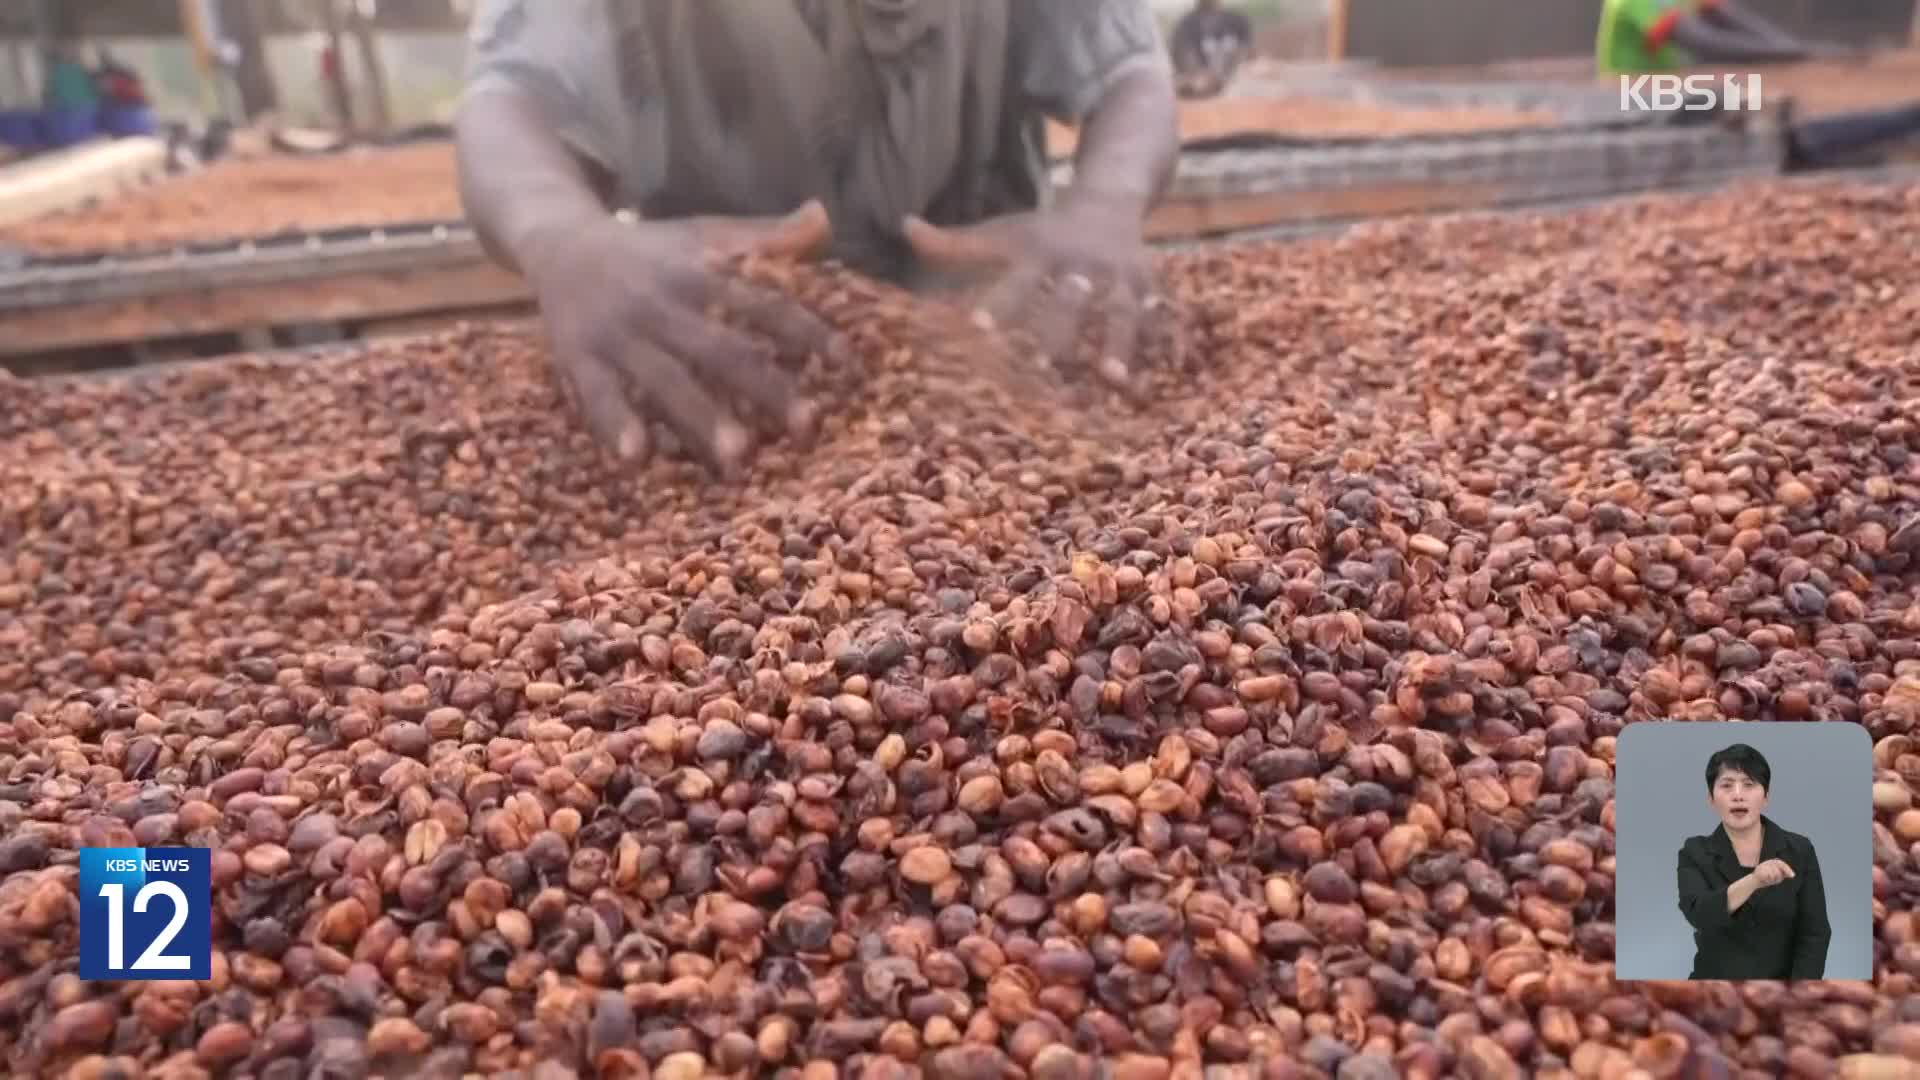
[44,58,102,110]
[1598,0,1719,75]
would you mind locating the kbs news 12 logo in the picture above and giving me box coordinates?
[1619,73,1764,112]
[79,848,212,981]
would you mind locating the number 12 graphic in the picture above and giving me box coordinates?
[78,848,212,981]
[96,881,195,971]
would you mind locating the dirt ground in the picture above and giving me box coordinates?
[0,143,463,256]
[1729,50,1920,115]
[1046,94,1559,157]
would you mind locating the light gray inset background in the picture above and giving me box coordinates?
[1615,722,1873,981]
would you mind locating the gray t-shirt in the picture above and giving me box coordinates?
[463,0,1167,276]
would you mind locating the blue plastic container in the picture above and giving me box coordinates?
[0,110,41,150]
[100,104,157,138]
[40,106,100,148]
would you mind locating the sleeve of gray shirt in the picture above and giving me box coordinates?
[461,0,629,177]
[1014,0,1170,124]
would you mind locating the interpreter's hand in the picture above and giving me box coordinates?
[1751,859,1796,888]
[523,200,847,476]
[901,194,1169,397]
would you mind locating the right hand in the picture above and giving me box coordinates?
[523,200,848,476]
[1751,859,1795,888]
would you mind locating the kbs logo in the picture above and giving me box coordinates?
[1619,73,1764,112]
[79,847,212,981]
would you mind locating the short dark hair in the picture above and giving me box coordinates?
[1706,744,1771,793]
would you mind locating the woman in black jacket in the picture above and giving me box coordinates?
[1676,743,1830,980]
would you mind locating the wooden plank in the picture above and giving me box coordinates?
[1144,182,1512,240]
[355,306,534,340]
[1047,94,1558,158]
[348,3,395,134]
[0,138,170,228]
[178,0,215,77]
[1,259,531,357]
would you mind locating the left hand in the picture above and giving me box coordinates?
[902,195,1166,395]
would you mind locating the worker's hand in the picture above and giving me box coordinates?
[902,194,1167,396]
[1751,859,1796,888]
[521,201,846,476]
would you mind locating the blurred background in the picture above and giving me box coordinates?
[1,1,1915,131]
[0,0,480,131]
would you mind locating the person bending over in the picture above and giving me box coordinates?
[1170,0,1254,97]
[455,0,1180,476]
[1676,743,1830,980]
[95,48,150,110]
[1598,0,1847,74]
[42,39,102,115]
[1599,0,1920,169]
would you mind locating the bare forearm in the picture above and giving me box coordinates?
[1713,3,1803,49]
[1673,17,1810,63]
[1061,63,1180,218]
[454,89,610,277]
